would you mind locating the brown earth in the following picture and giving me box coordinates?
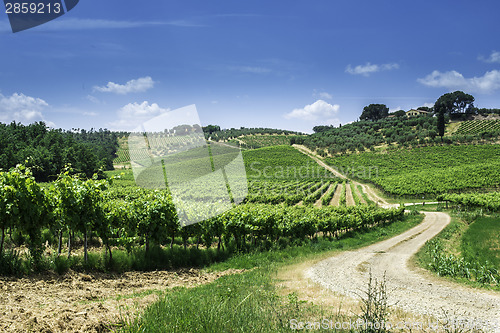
[330,183,342,206]
[345,183,355,206]
[353,184,367,204]
[314,183,335,208]
[0,268,244,332]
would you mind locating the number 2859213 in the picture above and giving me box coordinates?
[5,2,62,14]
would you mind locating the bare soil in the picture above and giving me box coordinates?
[0,268,243,332]
[330,183,342,206]
[353,184,367,204]
[345,183,355,206]
[314,183,335,208]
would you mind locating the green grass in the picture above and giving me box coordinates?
[416,211,500,290]
[461,216,500,268]
[121,214,424,332]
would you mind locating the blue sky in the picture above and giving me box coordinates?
[1,0,500,133]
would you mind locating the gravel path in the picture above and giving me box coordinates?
[307,212,500,332]
[294,145,500,331]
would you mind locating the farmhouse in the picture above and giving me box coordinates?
[406,109,429,117]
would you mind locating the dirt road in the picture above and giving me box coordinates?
[293,145,386,206]
[307,212,500,332]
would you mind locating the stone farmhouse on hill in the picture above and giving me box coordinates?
[406,109,430,117]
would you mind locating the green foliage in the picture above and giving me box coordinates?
[339,181,346,206]
[437,110,445,137]
[0,250,24,276]
[0,121,119,181]
[303,115,439,154]
[122,268,289,333]
[0,165,52,267]
[434,91,475,118]
[302,181,331,205]
[328,145,500,196]
[237,134,299,149]
[123,215,424,333]
[244,145,333,180]
[350,183,362,205]
[51,169,108,261]
[455,119,500,136]
[360,104,389,121]
[420,213,500,288]
[427,240,498,285]
[461,216,500,268]
[204,126,302,143]
[437,192,500,211]
[321,182,338,206]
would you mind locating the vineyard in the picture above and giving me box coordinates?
[437,192,500,211]
[235,134,297,149]
[0,144,386,276]
[0,166,401,274]
[455,119,500,135]
[328,144,500,196]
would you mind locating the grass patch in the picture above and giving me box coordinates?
[121,214,424,332]
[416,211,500,290]
[462,216,500,268]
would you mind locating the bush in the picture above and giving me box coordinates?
[0,250,25,276]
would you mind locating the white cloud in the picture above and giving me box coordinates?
[94,76,155,95]
[110,101,171,130]
[313,90,333,100]
[86,95,102,104]
[318,92,333,99]
[479,51,500,64]
[0,18,204,32]
[229,66,272,74]
[285,100,340,121]
[83,111,98,117]
[0,93,50,124]
[345,62,399,77]
[389,106,403,113]
[417,70,500,94]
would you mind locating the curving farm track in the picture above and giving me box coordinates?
[294,145,500,331]
[307,212,500,331]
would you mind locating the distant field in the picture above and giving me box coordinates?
[243,145,332,180]
[456,119,500,135]
[327,144,500,196]
[236,134,299,148]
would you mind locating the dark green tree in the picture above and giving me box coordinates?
[437,110,445,137]
[202,125,221,134]
[391,110,406,118]
[434,91,475,117]
[360,104,389,121]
